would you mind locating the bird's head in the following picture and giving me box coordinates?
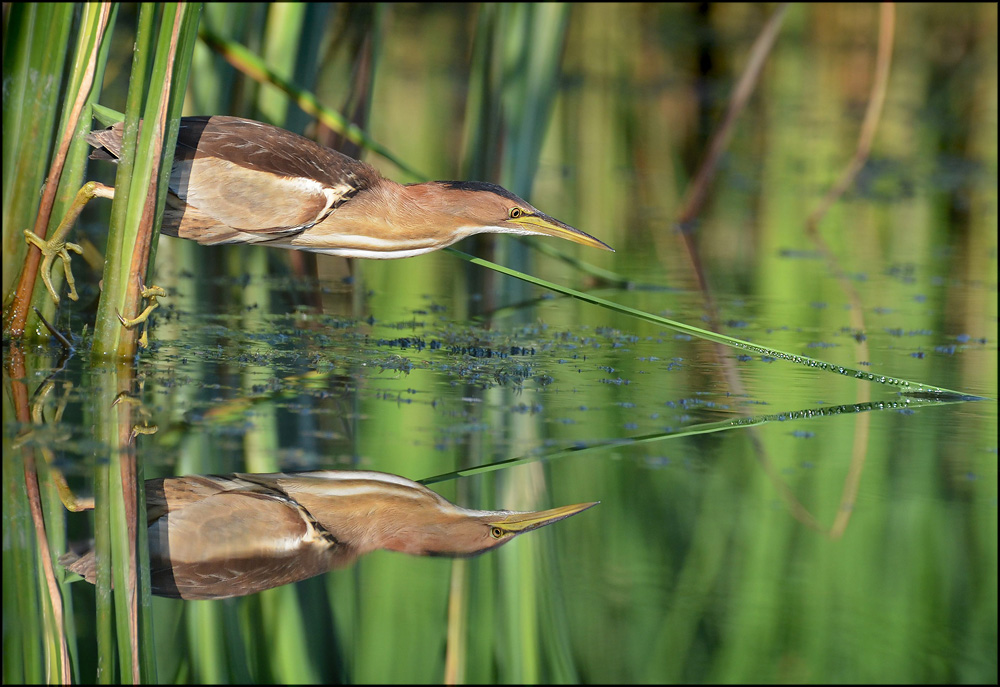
[381,501,601,557]
[405,180,614,252]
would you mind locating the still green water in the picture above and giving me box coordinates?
[7,243,996,683]
[4,3,996,684]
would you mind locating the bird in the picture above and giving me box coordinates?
[59,469,598,600]
[83,115,614,259]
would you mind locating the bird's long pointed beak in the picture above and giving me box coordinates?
[491,501,599,533]
[512,214,615,252]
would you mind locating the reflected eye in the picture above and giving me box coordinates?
[508,207,523,219]
[490,527,505,539]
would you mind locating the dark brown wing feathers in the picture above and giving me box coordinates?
[84,116,384,243]
[172,116,380,193]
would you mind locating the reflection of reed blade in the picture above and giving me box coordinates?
[60,470,597,601]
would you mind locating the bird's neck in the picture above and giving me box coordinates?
[293,179,470,258]
[381,180,473,233]
[347,504,486,556]
[272,473,485,555]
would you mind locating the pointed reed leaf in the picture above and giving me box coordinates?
[444,248,970,397]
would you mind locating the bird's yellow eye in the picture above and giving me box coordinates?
[490,527,505,539]
[508,207,523,219]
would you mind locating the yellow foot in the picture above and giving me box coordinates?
[116,284,166,328]
[112,390,159,439]
[24,229,83,304]
[13,380,95,512]
[117,284,166,348]
[24,181,114,305]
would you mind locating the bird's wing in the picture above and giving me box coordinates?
[144,473,274,523]
[148,489,349,600]
[169,116,381,235]
[145,474,226,524]
[150,489,334,563]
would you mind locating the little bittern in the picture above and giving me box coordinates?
[60,470,597,600]
[84,116,613,258]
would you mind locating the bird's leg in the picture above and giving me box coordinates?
[117,284,167,328]
[24,181,115,305]
[12,379,95,512]
[112,388,159,439]
[117,284,167,348]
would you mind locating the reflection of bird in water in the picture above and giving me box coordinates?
[60,470,597,600]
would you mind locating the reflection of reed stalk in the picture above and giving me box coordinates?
[804,3,896,539]
[9,351,73,684]
[664,7,792,528]
[671,2,791,396]
[655,3,904,539]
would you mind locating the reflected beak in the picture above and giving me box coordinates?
[491,501,600,533]
[511,214,615,252]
